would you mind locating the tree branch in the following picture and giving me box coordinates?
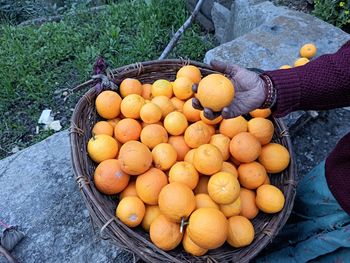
[158,0,205,60]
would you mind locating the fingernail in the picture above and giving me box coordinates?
[192,98,203,110]
[192,84,198,93]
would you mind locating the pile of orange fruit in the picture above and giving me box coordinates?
[87,64,290,256]
[280,43,317,68]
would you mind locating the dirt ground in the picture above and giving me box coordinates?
[291,108,350,178]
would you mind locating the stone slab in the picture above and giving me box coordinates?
[224,1,288,42]
[204,10,350,70]
[212,2,231,44]
[0,130,132,263]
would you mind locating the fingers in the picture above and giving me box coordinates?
[221,106,241,119]
[192,84,198,93]
[192,98,203,110]
[210,60,240,77]
[192,98,221,120]
[203,108,221,120]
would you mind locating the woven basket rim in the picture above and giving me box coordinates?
[69,59,298,262]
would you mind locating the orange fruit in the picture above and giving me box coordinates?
[95,90,122,119]
[114,118,142,143]
[170,97,185,112]
[136,168,168,205]
[183,98,201,122]
[169,161,199,189]
[230,155,242,166]
[94,159,129,195]
[164,111,188,135]
[249,108,271,118]
[196,74,234,112]
[184,148,196,164]
[118,141,152,175]
[116,196,145,227]
[256,184,285,213]
[120,181,138,199]
[183,229,208,256]
[239,188,259,219]
[107,118,121,128]
[221,161,238,178]
[248,117,274,145]
[193,144,223,175]
[150,215,183,251]
[141,83,152,99]
[238,162,267,190]
[208,171,240,204]
[176,65,202,84]
[172,77,194,100]
[210,134,230,161]
[142,205,161,232]
[151,96,175,118]
[92,121,114,136]
[219,116,248,139]
[258,143,290,173]
[120,94,145,119]
[219,197,241,217]
[294,57,309,67]
[158,182,196,222]
[141,121,163,128]
[140,124,168,149]
[201,120,215,136]
[193,176,209,194]
[195,193,219,209]
[152,143,177,170]
[184,121,212,148]
[87,134,118,163]
[151,79,173,98]
[140,103,162,124]
[264,175,271,185]
[227,216,255,248]
[279,65,292,69]
[300,43,317,59]
[168,136,190,161]
[200,111,223,125]
[230,132,261,163]
[120,78,142,98]
[187,208,228,249]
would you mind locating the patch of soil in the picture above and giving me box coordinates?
[291,108,350,178]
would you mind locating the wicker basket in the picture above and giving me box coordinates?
[70,59,297,262]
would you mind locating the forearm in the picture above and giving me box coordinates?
[264,41,350,117]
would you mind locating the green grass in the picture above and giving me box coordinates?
[0,0,215,159]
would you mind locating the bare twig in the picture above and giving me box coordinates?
[158,0,205,60]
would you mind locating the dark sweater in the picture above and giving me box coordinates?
[265,40,350,215]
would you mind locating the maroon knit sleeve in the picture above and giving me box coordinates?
[264,40,350,117]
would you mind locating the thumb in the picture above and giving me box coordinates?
[210,60,240,76]
[221,106,243,119]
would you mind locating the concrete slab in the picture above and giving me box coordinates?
[0,131,132,263]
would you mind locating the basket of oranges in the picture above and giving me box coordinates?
[70,59,297,262]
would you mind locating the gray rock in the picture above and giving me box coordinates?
[224,1,288,43]
[0,130,132,263]
[186,0,214,31]
[186,0,233,31]
[212,2,231,44]
[204,10,350,70]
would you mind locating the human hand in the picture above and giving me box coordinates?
[192,60,267,119]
